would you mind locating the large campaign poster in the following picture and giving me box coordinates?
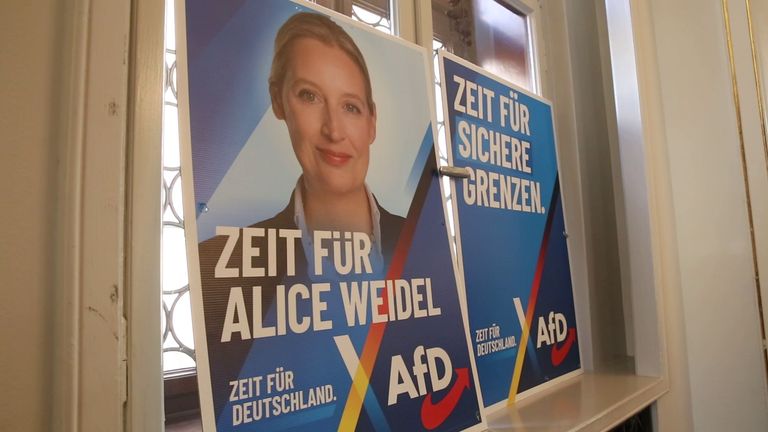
[178,1,485,431]
[438,52,581,412]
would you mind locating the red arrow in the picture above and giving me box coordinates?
[420,368,470,430]
[550,328,576,366]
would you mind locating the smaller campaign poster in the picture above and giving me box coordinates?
[438,51,581,412]
[177,1,485,431]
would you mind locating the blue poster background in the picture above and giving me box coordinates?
[182,2,483,431]
[440,53,580,408]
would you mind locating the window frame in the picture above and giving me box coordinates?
[125,0,681,430]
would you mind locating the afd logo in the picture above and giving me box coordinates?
[334,337,471,430]
[536,312,576,366]
[388,346,471,430]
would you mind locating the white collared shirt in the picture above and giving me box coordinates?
[292,179,385,277]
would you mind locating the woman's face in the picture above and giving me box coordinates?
[272,37,376,198]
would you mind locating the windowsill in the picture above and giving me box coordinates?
[488,370,665,431]
[166,415,202,432]
[163,370,663,431]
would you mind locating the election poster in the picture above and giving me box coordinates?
[177,1,485,430]
[438,52,581,412]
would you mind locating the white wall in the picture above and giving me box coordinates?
[641,0,768,430]
[0,1,61,430]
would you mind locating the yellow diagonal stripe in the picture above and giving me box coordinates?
[338,363,371,431]
[508,317,531,402]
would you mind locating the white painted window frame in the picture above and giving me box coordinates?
[51,0,164,430]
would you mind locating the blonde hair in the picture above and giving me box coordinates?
[268,12,375,114]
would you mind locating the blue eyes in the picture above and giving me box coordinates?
[296,88,363,114]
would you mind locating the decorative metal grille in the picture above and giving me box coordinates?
[162,0,195,375]
[351,4,392,33]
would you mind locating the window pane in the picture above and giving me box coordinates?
[161,224,188,290]
[162,104,180,168]
[163,350,196,372]
[432,0,532,90]
[351,2,392,35]
[474,0,530,88]
[162,0,195,375]
[164,0,176,51]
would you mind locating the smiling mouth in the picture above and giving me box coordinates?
[317,148,352,166]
